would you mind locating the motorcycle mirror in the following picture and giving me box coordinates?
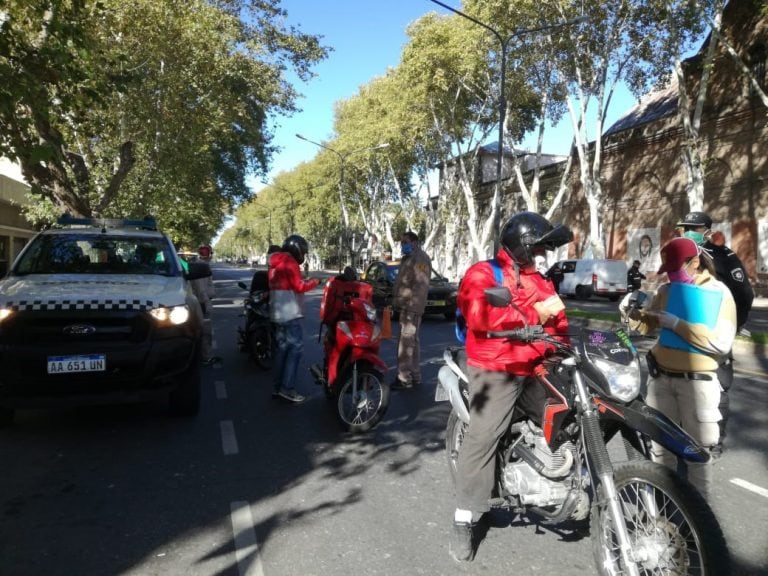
[237,281,248,291]
[485,287,512,307]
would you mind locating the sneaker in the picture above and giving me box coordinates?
[278,390,306,404]
[449,521,474,562]
[391,378,413,390]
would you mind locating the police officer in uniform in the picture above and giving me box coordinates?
[676,210,754,454]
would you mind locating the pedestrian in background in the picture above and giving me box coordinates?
[627,259,646,292]
[269,235,320,403]
[391,231,431,390]
[676,210,754,455]
[191,245,220,367]
[623,237,736,497]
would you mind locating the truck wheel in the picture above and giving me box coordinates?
[575,285,591,300]
[169,348,201,417]
[0,406,15,428]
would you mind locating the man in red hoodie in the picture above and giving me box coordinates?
[449,212,571,562]
[269,235,320,403]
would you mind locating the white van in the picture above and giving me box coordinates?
[555,259,628,301]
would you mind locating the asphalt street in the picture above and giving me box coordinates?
[0,263,765,576]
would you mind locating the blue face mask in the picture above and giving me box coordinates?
[401,242,414,256]
[683,230,705,245]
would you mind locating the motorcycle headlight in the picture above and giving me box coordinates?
[149,305,190,325]
[592,357,641,402]
[363,302,377,322]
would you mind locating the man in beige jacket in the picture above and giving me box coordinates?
[391,231,431,390]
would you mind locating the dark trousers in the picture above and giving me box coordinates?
[456,366,526,513]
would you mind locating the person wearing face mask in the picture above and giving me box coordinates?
[675,211,753,456]
[622,237,736,498]
[391,231,432,390]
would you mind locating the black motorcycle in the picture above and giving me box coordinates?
[436,286,729,574]
[237,281,273,370]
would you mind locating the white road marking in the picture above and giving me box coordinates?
[220,420,239,455]
[215,380,227,400]
[730,478,768,499]
[230,501,265,576]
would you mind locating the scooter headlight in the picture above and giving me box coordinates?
[363,302,377,322]
[592,357,641,402]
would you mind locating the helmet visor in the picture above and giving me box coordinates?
[532,224,573,251]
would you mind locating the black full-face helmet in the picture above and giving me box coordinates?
[500,212,573,266]
[282,234,309,265]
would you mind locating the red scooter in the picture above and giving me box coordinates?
[310,269,389,433]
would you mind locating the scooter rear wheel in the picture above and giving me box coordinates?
[334,362,389,433]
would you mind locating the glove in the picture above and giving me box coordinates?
[657,311,680,330]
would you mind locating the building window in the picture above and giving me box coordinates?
[749,43,766,95]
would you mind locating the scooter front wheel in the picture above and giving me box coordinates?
[334,362,389,433]
[248,328,273,370]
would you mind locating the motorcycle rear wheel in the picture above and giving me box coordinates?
[334,362,389,433]
[591,460,729,575]
[248,329,273,370]
[445,410,467,484]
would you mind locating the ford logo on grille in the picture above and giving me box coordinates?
[63,324,97,335]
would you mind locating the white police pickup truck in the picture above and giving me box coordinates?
[0,216,206,426]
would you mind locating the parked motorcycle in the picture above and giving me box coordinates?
[310,271,389,433]
[436,286,729,574]
[236,281,273,370]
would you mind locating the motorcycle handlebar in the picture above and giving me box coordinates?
[486,325,546,342]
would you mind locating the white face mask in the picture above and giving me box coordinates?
[534,255,548,276]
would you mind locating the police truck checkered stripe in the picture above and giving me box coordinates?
[3,299,164,312]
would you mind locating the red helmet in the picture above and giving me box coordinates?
[198,245,213,259]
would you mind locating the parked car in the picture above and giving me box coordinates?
[555,258,628,301]
[0,216,205,426]
[361,260,458,320]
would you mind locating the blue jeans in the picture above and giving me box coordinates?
[273,319,304,394]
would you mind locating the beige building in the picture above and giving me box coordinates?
[0,159,37,274]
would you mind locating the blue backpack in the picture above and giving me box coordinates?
[455,258,504,344]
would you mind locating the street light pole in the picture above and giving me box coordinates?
[295,134,389,269]
[428,0,585,252]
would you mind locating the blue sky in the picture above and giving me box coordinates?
[256,0,638,191]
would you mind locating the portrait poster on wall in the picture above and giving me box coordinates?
[627,228,661,274]
[758,219,768,274]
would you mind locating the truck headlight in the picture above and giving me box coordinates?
[0,308,13,324]
[149,305,190,325]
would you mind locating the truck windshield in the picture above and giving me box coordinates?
[13,234,179,276]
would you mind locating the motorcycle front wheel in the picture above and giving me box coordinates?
[334,362,389,433]
[248,327,273,370]
[591,460,729,575]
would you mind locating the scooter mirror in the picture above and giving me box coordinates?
[485,287,512,307]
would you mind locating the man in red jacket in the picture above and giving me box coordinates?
[269,235,320,403]
[450,212,571,562]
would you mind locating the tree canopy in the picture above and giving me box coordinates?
[0,0,327,247]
